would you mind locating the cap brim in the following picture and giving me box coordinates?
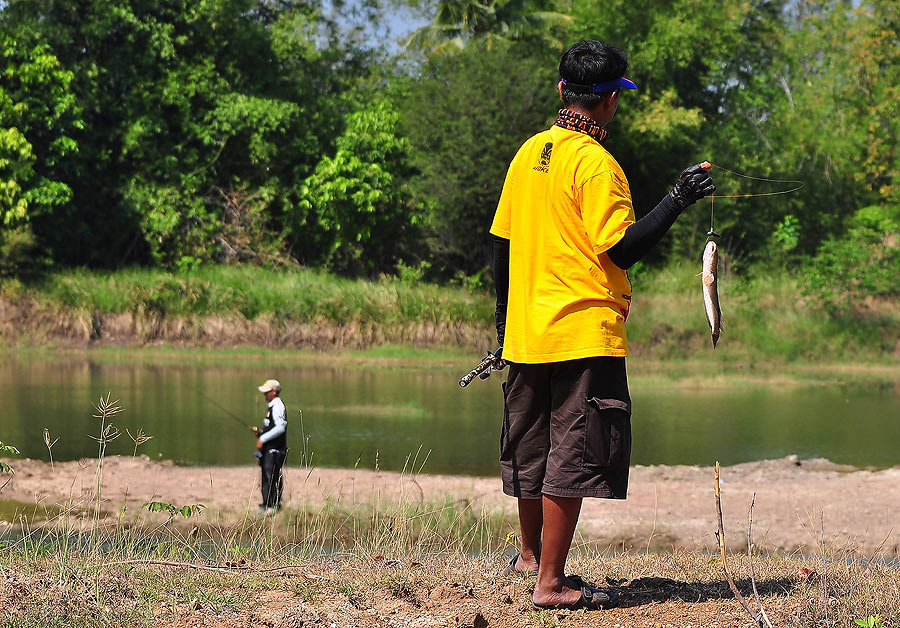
[561,76,638,93]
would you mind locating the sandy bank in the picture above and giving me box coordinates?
[2,455,898,556]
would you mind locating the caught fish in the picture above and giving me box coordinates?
[702,240,723,348]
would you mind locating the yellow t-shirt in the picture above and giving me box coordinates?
[490,125,635,363]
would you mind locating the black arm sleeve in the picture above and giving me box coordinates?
[492,235,510,344]
[606,193,683,270]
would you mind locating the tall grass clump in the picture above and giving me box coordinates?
[0,397,514,602]
[11,259,900,361]
[628,261,900,363]
[32,265,494,326]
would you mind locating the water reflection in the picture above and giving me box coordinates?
[1,355,898,474]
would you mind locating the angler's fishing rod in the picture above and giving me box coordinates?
[459,348,505,388]
[185,384,258,434]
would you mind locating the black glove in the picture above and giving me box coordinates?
[670,162,716,208]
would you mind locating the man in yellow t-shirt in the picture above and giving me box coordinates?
[491,40,714,611]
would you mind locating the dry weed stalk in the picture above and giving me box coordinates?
[91,393,124,518]
[43,428,59,471]
[820,512,830,626]
[714,461,772,628]
[126,427,153,457]
[747,495,773,627]
[0,440,18,493]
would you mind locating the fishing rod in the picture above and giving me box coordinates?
[459,348,505,388]
[185,384,258,434]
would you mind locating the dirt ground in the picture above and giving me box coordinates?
[3,455,900,627]
[3,454,898,556]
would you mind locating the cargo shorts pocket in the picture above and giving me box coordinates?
[582,397,631,472]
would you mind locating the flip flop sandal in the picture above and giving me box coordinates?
[503,552,539,576]
[531,574,619,611]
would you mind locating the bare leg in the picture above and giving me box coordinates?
[532,494,583,607]
[514,497,542,572]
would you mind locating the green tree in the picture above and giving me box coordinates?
[0,33,80,273]
[392,45,558,274]
[2,0,372,268]
[297,100,422,275]
[802,204,900,308]
[711,0,881,262]
[405,0,572,52]
[0,34,80,227]
[712,0,899,268]
[838,0,899,204]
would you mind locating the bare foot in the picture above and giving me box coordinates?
[532,575,583,607]
[532,574,617,609]
[512,552,540,574]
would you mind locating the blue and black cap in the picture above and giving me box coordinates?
[560,76,637,94]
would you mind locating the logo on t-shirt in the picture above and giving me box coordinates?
[533,142,553,173]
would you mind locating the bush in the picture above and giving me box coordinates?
[802,205,900,309]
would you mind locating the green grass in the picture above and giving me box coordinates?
[3,262,900,364]
[628,261,900,364]
[1,344,476,368]
[21,265,493,325]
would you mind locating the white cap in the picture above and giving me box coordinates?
[257,379,282,393]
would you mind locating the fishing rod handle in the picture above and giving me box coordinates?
[458,348,504,388]
[458,354,494,387]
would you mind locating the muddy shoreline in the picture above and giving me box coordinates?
[3,455,898,556]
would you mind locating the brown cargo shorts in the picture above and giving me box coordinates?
[499,356,631,500]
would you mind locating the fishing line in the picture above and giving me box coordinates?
[185,383,254,432]
[705,163,805,239]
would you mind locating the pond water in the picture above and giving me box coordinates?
[1,354,898,475]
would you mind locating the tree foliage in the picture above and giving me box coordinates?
[405,0,573,52]
[0,0,897,296]
[297,100,422,275]
[394,44,558,274]
[0,34,80,227]
[802,204,900,308]
[1,0,369,268]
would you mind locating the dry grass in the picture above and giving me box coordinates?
[2,453,899,627]
[2,454,899,628]
[2,392,899,627]
[1,537,898,627]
